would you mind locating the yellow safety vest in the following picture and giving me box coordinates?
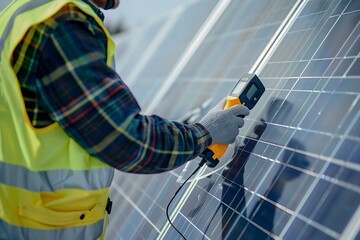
[0,1,115,239]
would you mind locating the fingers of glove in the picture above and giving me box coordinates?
[218,128,239,144]
[225,104,250,117]
[234,116,245,128]
[214,118,242,144]
[226,128,240,144]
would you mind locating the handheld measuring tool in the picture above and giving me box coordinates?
[168,74,265,238]
[200,73,265,167]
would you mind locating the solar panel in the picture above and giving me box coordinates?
[118,0,219,107]
[112,20,166,79]
[106,0,360,239]
[106,1,220,239]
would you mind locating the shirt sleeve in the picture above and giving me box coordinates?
[35,8,212,173]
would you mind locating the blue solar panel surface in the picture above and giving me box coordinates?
[106,0,360,239]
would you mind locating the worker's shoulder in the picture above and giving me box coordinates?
[52,4,94,24]
[43,4,102,35]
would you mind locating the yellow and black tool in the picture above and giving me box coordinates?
[200,73,265,167]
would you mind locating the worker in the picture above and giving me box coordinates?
[0,0,250,239]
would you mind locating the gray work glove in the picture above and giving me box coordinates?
[199,99,250,144]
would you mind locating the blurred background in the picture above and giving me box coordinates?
[0,0,192,34]
[104,0,194,33]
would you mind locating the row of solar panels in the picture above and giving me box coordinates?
[104,0,359,239]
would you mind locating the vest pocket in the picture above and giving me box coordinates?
[18,203,105,227]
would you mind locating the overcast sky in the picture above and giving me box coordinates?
[104,0,194,30]
[0,0,192,30]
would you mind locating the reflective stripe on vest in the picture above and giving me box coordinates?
[0,183,109,229]
[0,0,50,61]
[0,218,105,240]
[0,0,116,239]
[0,161,113,191]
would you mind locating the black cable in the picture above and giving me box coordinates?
[166,159,206,240]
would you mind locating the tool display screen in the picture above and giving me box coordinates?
[238,74,265,109]
[246,84,258,99]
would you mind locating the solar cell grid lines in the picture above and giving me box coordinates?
[107,0,360,239]
[252,0,360,239]
[117,0,219,108]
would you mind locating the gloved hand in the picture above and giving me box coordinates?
[199,99,250,144]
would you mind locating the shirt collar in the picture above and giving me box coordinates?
[81,0,105,21]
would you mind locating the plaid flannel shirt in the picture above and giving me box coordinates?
[11,3,211,173]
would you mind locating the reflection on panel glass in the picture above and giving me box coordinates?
[119,0,219,107]
[179,0,360,239]
[165,0,360,239]
[158,0,298,184]
[107,1,219,238]
[107,0,360,239]
[113,20,166,79]
[106,171,178,239]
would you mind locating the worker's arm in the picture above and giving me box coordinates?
[31,6,212,173]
